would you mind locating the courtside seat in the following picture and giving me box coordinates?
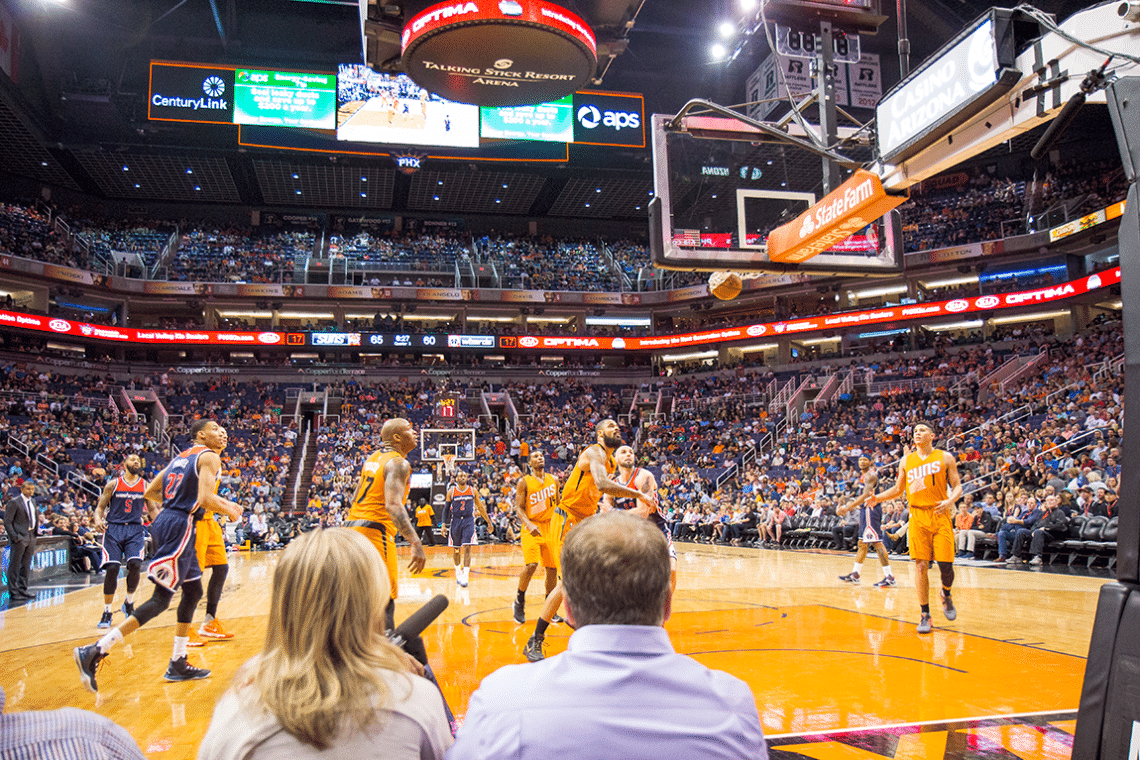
[975,519,1001,559]
[1063,515,1108,566]
[1087,516,1118,568]
[1045,514,1085,564]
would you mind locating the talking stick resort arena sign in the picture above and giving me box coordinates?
[401,0,597,107]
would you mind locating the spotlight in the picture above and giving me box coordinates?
[718,21,735,37]
[710,43,728,59]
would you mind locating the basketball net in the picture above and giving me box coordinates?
[441,454,458,479]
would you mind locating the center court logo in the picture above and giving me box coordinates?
[203,76,226,97]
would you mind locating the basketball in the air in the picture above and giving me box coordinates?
[709,270,743,300]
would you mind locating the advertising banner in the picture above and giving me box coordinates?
[149,62,235,124]
[572,91,645,147]
[0,1,19,83]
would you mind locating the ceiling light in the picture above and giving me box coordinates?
[195,186,201,191]
[710,43,728,59]
[186,168,193,174]
[662,350,718,362]
[718,21,735,37]
[361,176,367,181]
[361,193,367,198]
[741,0,758,9]
[921,275,978,289]
[292,173,299,179]
[925,320,983,332]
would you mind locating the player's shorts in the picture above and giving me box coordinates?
[100,523,145,568]
[647,514,677,562]
[547,507,584,576]
[346,520,401,601]
[520,519,556,568]
[908,507,955,563]
[147,509,200,591]
[195,516,228,569]
[447,516,477,547]
[857,504,884,544]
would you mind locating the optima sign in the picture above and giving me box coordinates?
[149,63,235,124]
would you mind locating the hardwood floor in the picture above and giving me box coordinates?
[0,542,1104,759]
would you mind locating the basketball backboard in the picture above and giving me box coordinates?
[649,111,905,275]
[420,428,476,463]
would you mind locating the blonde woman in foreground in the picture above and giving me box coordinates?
[198,529,452,760]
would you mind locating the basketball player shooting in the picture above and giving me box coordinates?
[869,423,962,634]
[524,419,656,662]
[836,457,895,588]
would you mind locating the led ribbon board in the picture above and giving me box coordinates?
[401,0,597,107]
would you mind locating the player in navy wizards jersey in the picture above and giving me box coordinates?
[94,454,158,629]
[74,419,243,693]
[603,445,676,594]
[442,468,490,588]
[837,457,895,588]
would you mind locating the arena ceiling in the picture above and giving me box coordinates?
[0,0,1117,217]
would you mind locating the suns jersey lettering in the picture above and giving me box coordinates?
[107,475,147,524]
[162,445,209,514]
[524,474,558,522]
[902,449,949,509]
[348,450,408,527]
[560,444,615,521]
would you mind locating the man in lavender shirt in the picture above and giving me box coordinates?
[448,511,767,760]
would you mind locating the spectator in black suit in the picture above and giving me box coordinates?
[4,481,38,599]
[1027,495,1071,565]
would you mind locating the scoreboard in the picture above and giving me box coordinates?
[434,393,461,423]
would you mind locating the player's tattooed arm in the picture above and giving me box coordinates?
[384,457,425,573]
[95,479,116,529]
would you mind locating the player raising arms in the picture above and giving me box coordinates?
[524,419,656,662]
[602,445,676,595]
[75,419,243,692]
[513,448,559,623]
[836,457,895,588]
[94,454,159,629]
[345,417,429,662]
[442,468,491,588]
[869,423,962,634]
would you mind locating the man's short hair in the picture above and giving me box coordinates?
[189,418,212,441]
[561,511,670,627]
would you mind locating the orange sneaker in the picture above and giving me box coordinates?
[186,629,205,647]
[198,619,234,640]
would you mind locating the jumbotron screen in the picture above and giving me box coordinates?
[480,95,574,143]
[336,64,480,148]
[233,69,336,128]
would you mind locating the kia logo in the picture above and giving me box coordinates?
[258,332,283,344]
[945,299,969,313]
[612,338,626,349]
[49,319,71,332]
[577,105,601,129]
[747,325,766,336]
[499,0,523,15]
[520,336,539,348]
[1087,274,1102,290]
[975,295,1000,309]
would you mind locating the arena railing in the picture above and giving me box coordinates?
[1033,429,1101,467]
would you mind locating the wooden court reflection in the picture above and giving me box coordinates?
[0,543,1102,759]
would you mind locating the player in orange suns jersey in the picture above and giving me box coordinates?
[513,448,560,623]
[524,419,656,661]
[345,417,429,662]
[870,422,963,634]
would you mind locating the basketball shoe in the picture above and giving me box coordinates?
[74,644,107,694]
[873,576,897,588]
[524,634,545,662]
[917,613,933,634]
[199,619,234,639]
[97,611,113,629]
[940,590,957,621]
[838,572,860,583]
[164,656,210,682]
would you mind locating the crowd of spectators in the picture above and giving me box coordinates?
[169,227,311,283]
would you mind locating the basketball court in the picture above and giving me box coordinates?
[0,542,1100,759]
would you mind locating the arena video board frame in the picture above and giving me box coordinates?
[0,267,1119,351]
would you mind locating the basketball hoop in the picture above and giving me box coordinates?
[442,453,458,479]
